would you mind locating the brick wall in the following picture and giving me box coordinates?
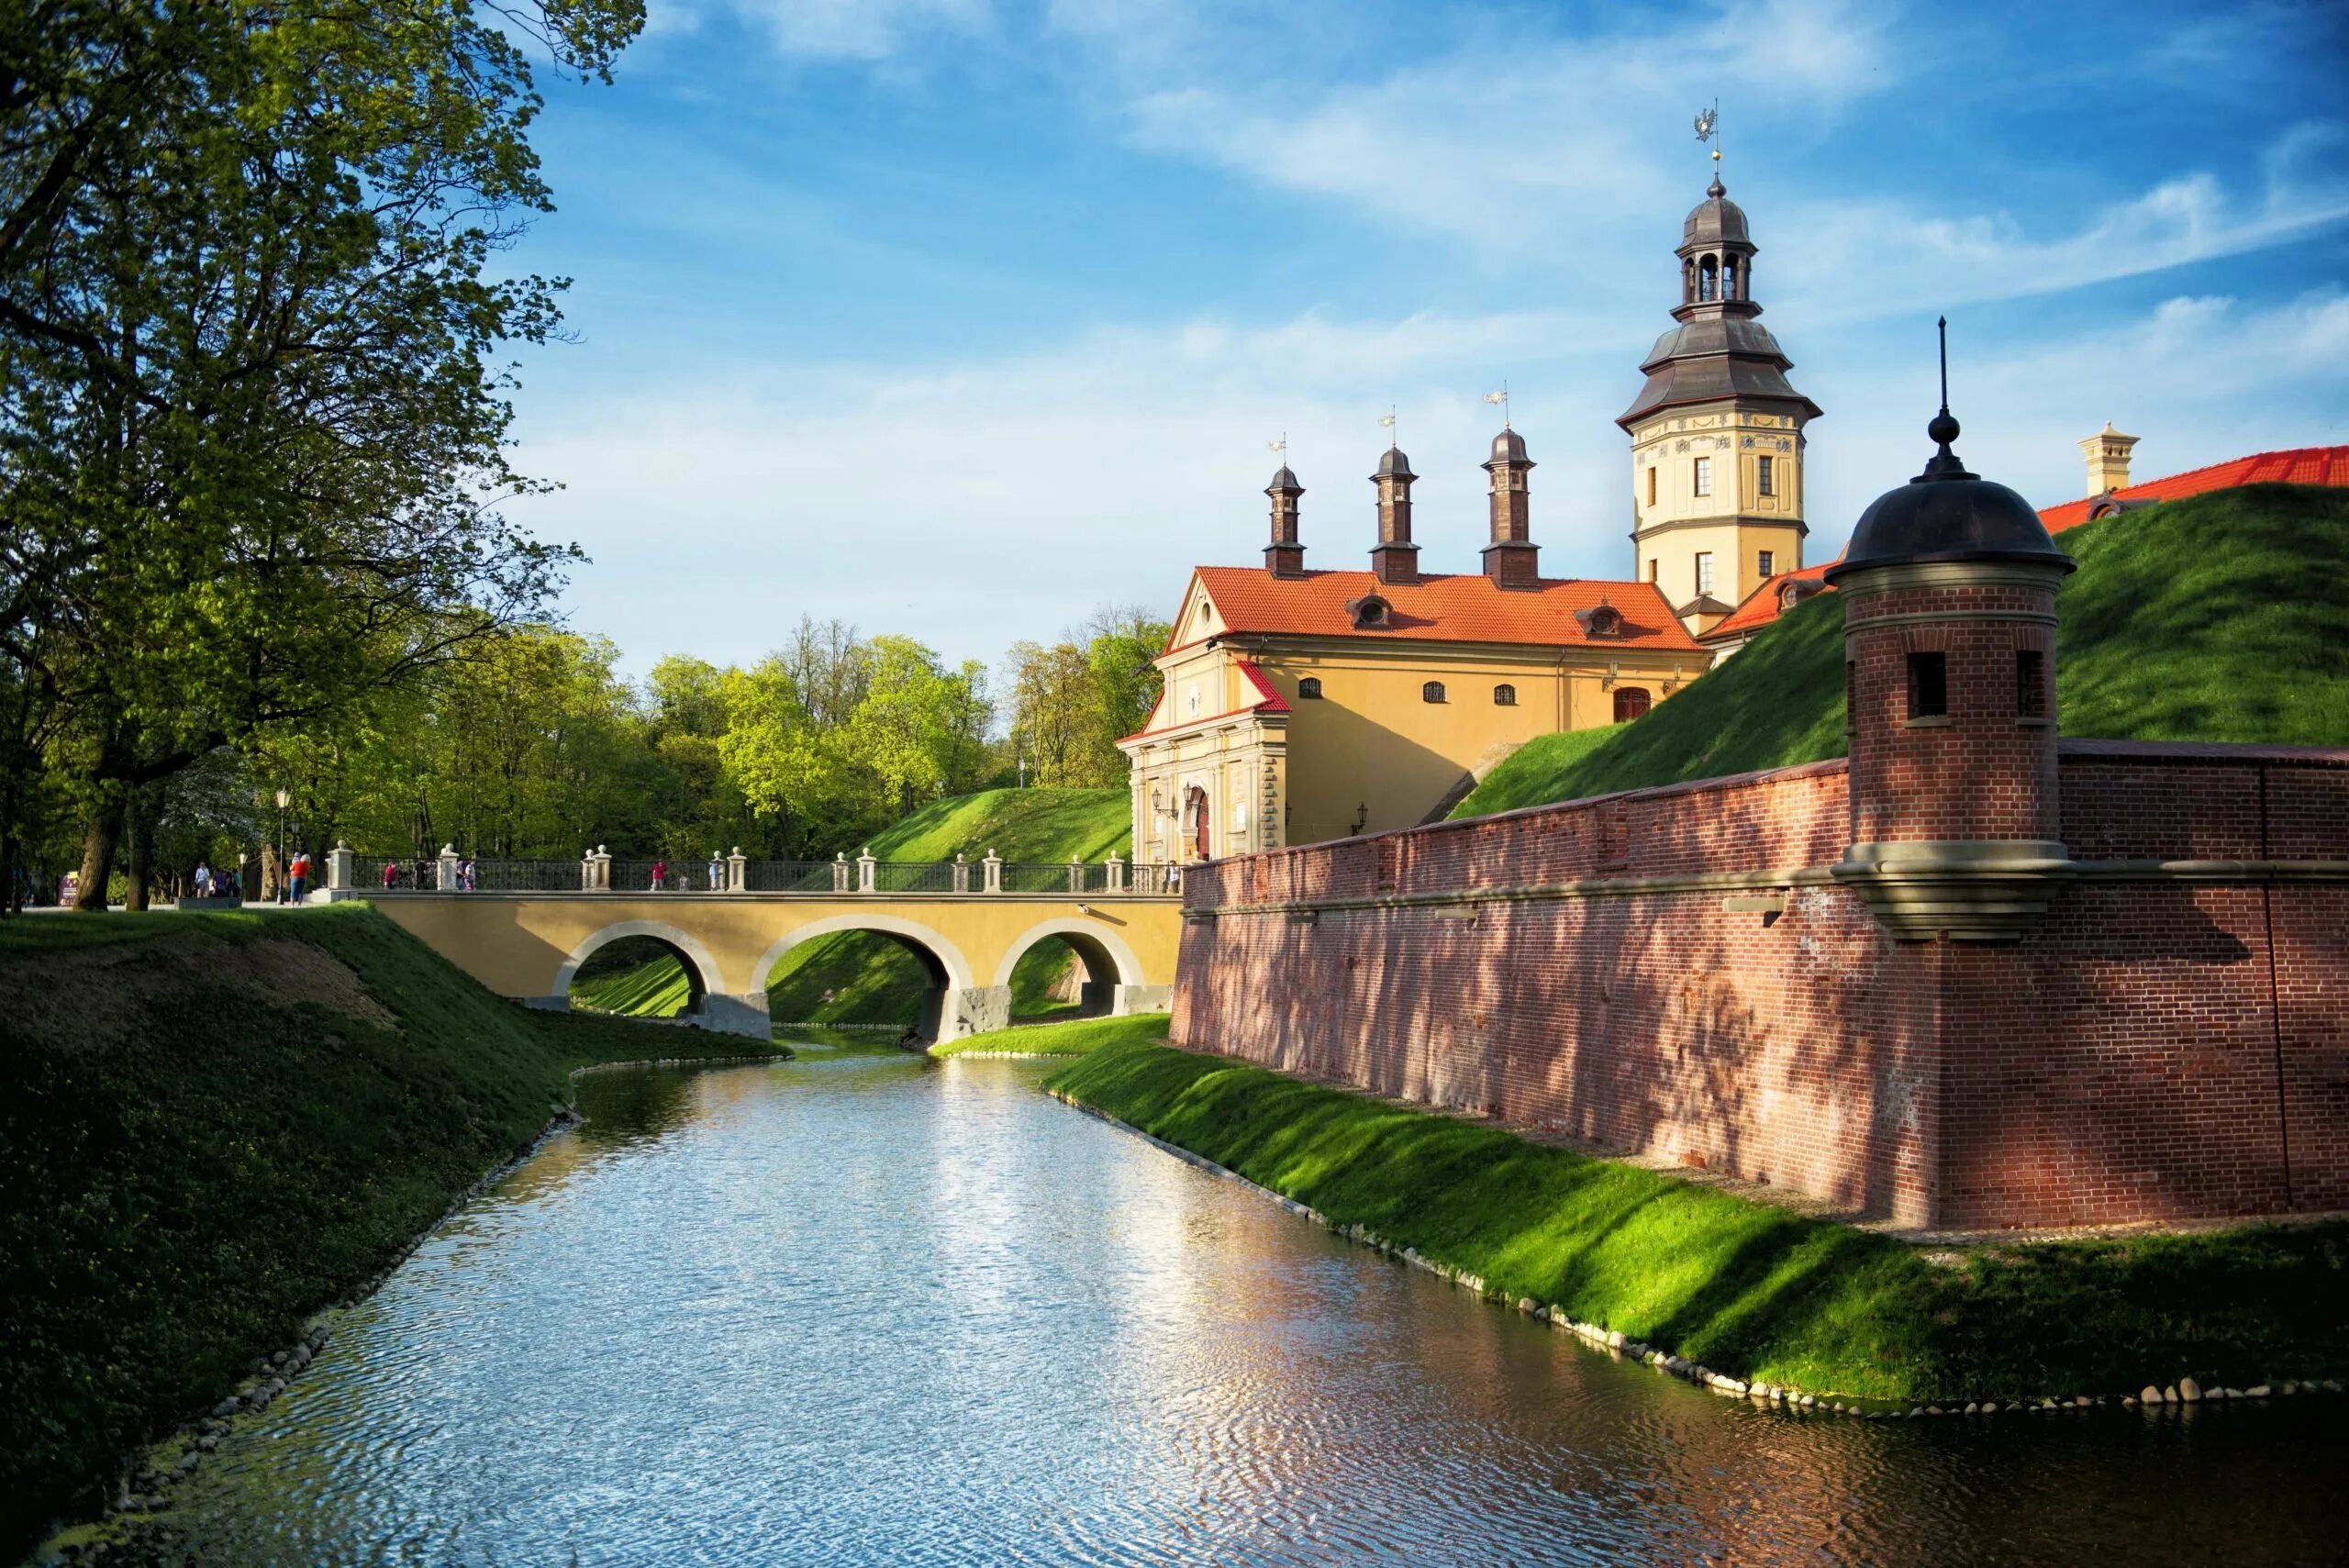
[1173,741,2349,1230]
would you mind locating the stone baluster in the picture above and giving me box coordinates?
[437,843,460,892]
[1067,857,1084,894]
[952,852,970,894]
[328,841,354,892]
[857,847,877,895]
[832,852,850,894]
[983,850,1002,894]
[1105,852,1124,894]
[728,846,747,894]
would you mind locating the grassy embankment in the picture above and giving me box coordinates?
[1453,484,2349,816]
[1047,1040,2349,1406]
[930,1010,1168,1058]
[573,785,1133,1032]
[0,906,785,1551]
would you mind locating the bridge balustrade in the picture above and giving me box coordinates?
[325,847,1182,896]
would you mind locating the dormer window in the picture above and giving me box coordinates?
[1344,594,1391,629]
[1575,603,1624,639]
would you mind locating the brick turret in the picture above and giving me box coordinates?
[1825,362,2076,940]
[1264,464,1306,578]
[1369,445,1419,585]
[1481,427,1540,589]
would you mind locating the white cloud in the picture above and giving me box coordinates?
[510,287,2349,676]
[1774,125,2349,322]
[1115,0,1893,258]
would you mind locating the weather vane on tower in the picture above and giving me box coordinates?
[1695,100,1720,178]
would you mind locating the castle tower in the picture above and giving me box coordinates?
[1481,427,1540,589]
[1369,445,1419,585]
[1264,464,1306,578]
[1826,366,2076,941]
[2079,421,2139,497]
[1618,174,1821,634]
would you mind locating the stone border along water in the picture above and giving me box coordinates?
[28,1051,792,1568]
[1044,1087,2348,1426]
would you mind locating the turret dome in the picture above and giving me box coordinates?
[1375,446,1416,480]
[1681,175,1751,250]
[1828,410,2073,583]
[1488,428,1528,462]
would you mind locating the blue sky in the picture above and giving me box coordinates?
[496,0,2349,675]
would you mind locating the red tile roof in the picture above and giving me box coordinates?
[1119,658,1290,743]
[2036,446,2349,532]
[1191,566,1703,652]
[1698,445,2349,645]
[1236,659,1290,712]
[1701,561,1835,643]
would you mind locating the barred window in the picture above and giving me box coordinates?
[1297,676,1322,699]
[1493,684,1517,706]
[1422,681,1447,704]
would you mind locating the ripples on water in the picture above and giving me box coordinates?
[165,1053,2349,1566]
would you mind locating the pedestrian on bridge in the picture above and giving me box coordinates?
[651,859,668,892]
[707,851,724,891]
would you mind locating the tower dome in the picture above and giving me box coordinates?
[1375,446,1416,479]
[1828,409,2073,581]
[1681,174,1751,248]
[1489,428,1528,462]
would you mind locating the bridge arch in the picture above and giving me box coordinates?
[751,913,982,1041]
[993,917,1144,990]
[553,920,728,1016]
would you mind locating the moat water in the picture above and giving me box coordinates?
[164,1051,2347,1565]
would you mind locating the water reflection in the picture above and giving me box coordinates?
[163,1054,2349,1566]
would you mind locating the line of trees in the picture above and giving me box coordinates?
[1,2,1173,910]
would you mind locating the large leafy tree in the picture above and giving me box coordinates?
[0,0,643,906]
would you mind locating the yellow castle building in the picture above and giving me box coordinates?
[1119,174,1820,859]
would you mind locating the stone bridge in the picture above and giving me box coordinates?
[324,851,1181,1041]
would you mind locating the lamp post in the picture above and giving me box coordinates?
[274,788,291,904]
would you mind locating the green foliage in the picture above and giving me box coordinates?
[1,0,648,900]
[1048,1041,2349,1405]
[0,906,779,1552]
[932,1011,1168,1057]
[1005,606,1171,787]
[1453,485,2349,817]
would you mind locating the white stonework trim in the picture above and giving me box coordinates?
[747,913,977,995]
[552,920,729,1000]
[991,917,1146,988]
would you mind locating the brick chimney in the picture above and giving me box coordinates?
[1369,445,1419,585]
[1264,464,1306,578]
[1481,427,1540,589]
[2079,421,2138,496]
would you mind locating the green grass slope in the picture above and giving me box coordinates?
[1453,484,2349,817]
[569,935,696,1018]
[931,1011,1168,1058]
[865,785,1130,862]
[0,906,782,1551]
[1049,1040,2349,1405]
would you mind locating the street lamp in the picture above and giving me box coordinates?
[274,789,291,904]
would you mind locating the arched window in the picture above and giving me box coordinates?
[1297,676,1322,699]
[1422,681,1446,704]
[1493,684,1517,706]
[1614,687,1652,722]
[1723,258,1739,299]
[1698,255,1718,302]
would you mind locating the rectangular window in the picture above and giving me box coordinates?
[1695,551,1714,595]
[1757,455,1775,496]
[1757,550,1775,578]
[1646,558,1658,583]
[1907,651,1948,719]
[1646,467,1657,506]
[2016,650,2047,718]
[1692,456,1712,497]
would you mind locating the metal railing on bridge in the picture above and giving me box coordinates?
[327,844,1182,897]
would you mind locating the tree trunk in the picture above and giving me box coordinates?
[75,794,123,911]
[122,785,152,911]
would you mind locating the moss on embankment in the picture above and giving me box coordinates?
[0,906,785,1553]
[1044,1040,2349,1407]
